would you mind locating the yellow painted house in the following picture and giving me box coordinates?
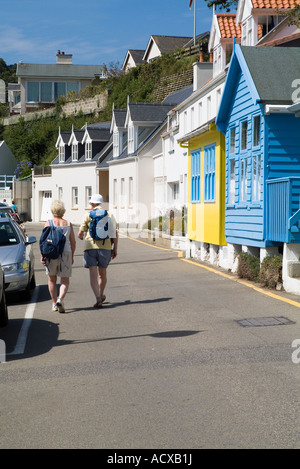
[180,123,226,247]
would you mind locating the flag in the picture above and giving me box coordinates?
[189,0,193,8]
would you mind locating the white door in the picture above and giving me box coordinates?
[41,191,52,221]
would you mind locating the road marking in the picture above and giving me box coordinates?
[123,234,300,310]
[8,285,40,356]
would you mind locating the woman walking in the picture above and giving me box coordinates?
[41,200,76,313]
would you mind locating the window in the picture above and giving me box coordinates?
[229,158,235,205]
[230,127,236,154]
[240,158,248,202]
[173,183,180,201]
[191,150,200,203]
[27,80,80,103]
[40,82,52,102]
[59,145,65,163]
[204,144,216,202]
[198,102,202,127]
[27,82,39,102]
[207,96,211,121]
[121,178,125,207]
[128,126,134,154]
[72,143,78,161]
[191,107,195,131]
[72,187,78,207]
[253,115,261,147]
[252,154,261,202]
[129,177,133,207]
[58,187,63,200]
[241,120,248,150]
[113,131,119,157]
[54,82,66,101]
[85,142,92,160]
[113,179,117,206]
[85,186,92,206]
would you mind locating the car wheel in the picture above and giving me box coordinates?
[0,286,8,327]
[20,272,36,301]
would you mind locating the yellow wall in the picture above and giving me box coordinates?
[186,124,226,246]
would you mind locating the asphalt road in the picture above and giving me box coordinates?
[1,222,300,449]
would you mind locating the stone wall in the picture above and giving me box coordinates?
[152,68,193,102]
[61,90,108,116]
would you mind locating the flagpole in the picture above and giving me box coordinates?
[194,0,196,46]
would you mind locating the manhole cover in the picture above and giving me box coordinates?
[236,316,295,327]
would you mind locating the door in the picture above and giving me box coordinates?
[41,191,52,221]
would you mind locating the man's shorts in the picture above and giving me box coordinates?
[84,249,112,269]
[47,252,72,277]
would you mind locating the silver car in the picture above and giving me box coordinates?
[0,218,36,299]
[0,264,8,327]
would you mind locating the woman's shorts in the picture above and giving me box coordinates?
[47,252,72,277]
[84,249,112,269]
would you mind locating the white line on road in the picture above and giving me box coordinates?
[8,285,40,356]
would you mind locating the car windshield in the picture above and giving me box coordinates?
[0,222,20,246]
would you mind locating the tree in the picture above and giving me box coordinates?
[281,4,300,28]
[203,0,238,11]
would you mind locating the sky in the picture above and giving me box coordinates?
[0,0,215,67]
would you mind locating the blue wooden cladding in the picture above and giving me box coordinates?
[216,45,300,247]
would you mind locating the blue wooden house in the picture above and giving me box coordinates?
[216,45,300,248]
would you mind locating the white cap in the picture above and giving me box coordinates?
[89,194,103,205]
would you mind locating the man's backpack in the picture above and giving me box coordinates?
[89,209,115,241]
[39,220,66,261]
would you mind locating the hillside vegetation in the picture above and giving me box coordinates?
[1,51,199,171]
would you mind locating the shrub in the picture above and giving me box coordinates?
[237,252,260,282]
[259,255,282,289]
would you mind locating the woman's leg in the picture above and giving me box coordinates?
[48,275,58,304]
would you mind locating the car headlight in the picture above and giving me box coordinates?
[2,261,29,273]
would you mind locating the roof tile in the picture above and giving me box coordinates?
[217,14,242,39]
[252,0,299,8]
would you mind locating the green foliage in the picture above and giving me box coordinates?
[259,255,282,289]
[1,51,200,166]
[237,252,260,282]
[203,0,238,12]
[144,207,186,236]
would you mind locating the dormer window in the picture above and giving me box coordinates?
[128,125,134,154]
[72,143,78,161]
[85,141,92,160]
[241,18,253,46]
[59,145,65,163]
[113,131,119,157]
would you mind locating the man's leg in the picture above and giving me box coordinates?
[89,266,101,298]
[98,267,107,300]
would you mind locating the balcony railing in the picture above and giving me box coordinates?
[33,166,52,177]
[267,177,300,243]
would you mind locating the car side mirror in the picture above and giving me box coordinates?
[25,236,37,245]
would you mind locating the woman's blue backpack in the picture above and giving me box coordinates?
[40,220,66,261]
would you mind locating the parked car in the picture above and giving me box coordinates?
[0,264,8,327]
[0,207,26,232]
[0,218,36,299]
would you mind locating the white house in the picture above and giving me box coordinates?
[31,123,111,223]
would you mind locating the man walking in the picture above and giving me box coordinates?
[78,194,118,308]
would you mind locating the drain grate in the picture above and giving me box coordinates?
[236,316,296,327]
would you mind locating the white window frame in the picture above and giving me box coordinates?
[72,143,78,161]
[85,141,92,160]
[72,187,78,207]
[59,145,65,163]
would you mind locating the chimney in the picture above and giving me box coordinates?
[56,51,73,64]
